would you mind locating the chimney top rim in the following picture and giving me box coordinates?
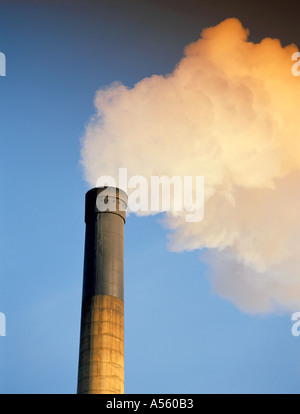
[86,186,128,204]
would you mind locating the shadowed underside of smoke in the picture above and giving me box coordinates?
[81,18,300,314]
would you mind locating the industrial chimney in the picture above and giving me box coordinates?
[77,186,127,394]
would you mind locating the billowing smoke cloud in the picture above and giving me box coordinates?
[81,18,300,314]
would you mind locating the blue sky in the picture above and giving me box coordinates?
[0,0,300,394]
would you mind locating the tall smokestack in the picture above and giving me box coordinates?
[77,186,127,394]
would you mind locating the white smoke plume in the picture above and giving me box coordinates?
[81,18,300,314]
